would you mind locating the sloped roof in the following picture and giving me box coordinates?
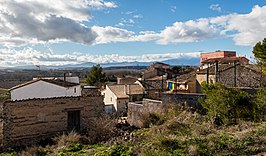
[125,84,143,95]
[117,77,138,84]
[201,57,249,64]
[9,78,80,91]
[197,64,261,75]
[108,85,129,99]
[108,84,143,99]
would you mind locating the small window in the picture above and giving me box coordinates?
[111,97,112,101]
[74,88,77,93]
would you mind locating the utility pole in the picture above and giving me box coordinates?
[215,61,219,83]
[234,61,237,87]
[206,65,209,84]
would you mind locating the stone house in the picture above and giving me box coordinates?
[143,62,175,79]
[102,84,144,113]
[196,64,265,89]
[117,77,138,85]
[0,90,104,148]
[9,77,81,101]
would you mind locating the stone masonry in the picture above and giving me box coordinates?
[0,96,103,148]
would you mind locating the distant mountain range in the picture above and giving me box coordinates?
[4,57,200,70]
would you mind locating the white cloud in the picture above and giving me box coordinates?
[0,47,200,67]
[133,14,143,19]
[87,0,117,9]
[94,5,266,46]
[0,0,116,46]
[224,5,266,46]
[91,26,136,44]
[210,4,222,12]
[0,1,265,48]
[157,18,220,44]
[170,6,177,13]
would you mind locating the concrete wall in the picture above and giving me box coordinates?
[1,96,103,148]
[10,80,81,101]
[196,73,216,85]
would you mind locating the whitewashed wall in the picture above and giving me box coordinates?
[10,80,81,101]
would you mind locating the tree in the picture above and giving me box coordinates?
[86,64,107,86]
[200,82,255,125]
[253,38,266,74]
[172,66,182,74]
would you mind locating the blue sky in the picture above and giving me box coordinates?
[0,0,266,67]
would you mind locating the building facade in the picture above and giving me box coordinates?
[9,78,81,101]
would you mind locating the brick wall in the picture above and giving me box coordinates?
[200,51,236,63]
[1,96,104,148]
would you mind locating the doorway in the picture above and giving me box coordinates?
[67,110,81,132]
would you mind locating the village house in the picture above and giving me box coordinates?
[200,50,249,69]
[9,76,81,101]
[143,62,175,79]
[0,83,104,148]
[117,76,139,85]
[102,84,144,113]
[196,63,265,89]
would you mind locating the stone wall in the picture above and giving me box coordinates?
[162,93,206,112]
[219,65,263,88]
[1,96,103,148]
[141,80,167,100]
[82,88,101,97]
[128,93,206,128]
[127,99,166,128]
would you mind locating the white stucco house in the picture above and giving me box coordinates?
[9,77,81,101]
[102,84,144,113]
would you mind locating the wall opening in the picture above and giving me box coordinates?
[67,110,81,132]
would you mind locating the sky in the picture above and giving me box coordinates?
[0,0,266,67]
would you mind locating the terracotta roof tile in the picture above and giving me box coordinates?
[108,84,143,99]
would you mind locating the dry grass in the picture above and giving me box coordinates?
[83,114,118,144]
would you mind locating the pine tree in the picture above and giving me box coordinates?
[86,64,107,86]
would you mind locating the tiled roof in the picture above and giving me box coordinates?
[9,78,80,91]
[108,84,143,99]
[201,57,249,64]
[117,77,138,84]
[197,64,261,75]
[108,85,129,99]
[125,84,144,95]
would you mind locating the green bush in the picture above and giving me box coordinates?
[106,144,133,156]
[200,83,256,125]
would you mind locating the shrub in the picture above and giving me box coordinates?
[83,114,117,144]
[54,131,81,148]
[104,144,133,156]
[200,83,255,125]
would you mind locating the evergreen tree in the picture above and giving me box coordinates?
[253,38,266,74]
[86,64,107,86]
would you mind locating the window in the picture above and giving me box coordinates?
[74,88,76,93]
[110,97,112,101]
